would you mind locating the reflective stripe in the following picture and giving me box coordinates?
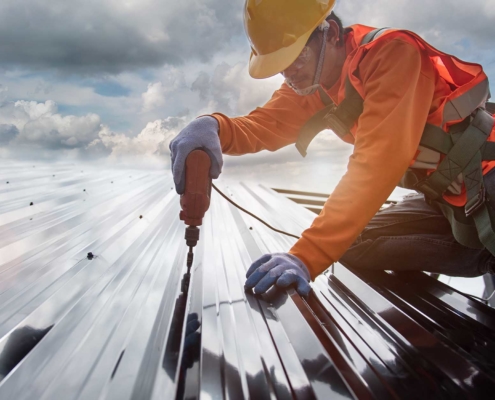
[361,27,391,45]
[442,78,490,126]
[411,146,440,169]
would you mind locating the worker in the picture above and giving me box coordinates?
[170,0,495,297]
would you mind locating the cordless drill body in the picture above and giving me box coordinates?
[179,149,212,292]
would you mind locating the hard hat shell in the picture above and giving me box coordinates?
[244,0,336,79]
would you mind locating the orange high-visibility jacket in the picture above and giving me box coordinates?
[211,25,495,279]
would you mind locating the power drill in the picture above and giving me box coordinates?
[179,149,212,293]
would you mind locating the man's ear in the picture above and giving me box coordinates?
[327,19,340,46]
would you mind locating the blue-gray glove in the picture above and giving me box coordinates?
[245,253,311,297]
[169,116,223,194]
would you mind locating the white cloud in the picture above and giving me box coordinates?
[142,82,167,112]
[92,116,186,163]
[193,62,284,116]
[0,99,104,158]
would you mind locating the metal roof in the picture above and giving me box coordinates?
[1,163,495,399]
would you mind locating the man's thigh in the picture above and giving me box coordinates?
[340,194,495,277]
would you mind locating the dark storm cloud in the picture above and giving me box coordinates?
[0,0,244,74]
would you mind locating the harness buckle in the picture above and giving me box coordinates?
[465,187,486,217]
[324,108,350,139]
[414,179,441,200]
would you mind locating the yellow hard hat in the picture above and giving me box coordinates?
[244,0,336,79]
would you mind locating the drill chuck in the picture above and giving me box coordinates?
[185,225,200,248]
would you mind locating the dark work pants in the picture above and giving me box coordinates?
[340,174,495,277]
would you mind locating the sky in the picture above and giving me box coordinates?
[0,0,494,192]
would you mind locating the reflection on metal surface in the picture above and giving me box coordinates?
[1,163,495,399]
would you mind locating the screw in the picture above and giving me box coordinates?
[87,252,94,260]
[6,181,9,184]
[249,227,253,230]
[30,202,33,206]
[139,215,143,219]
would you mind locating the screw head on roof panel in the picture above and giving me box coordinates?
[6,181,9,184]
[87,252,94,260]
[30,202,33,206]
[139,215,143,219]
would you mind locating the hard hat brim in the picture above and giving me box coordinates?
[248,29,314,79]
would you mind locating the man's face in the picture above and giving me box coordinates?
[281,35,322,91]
[281,20,344,92]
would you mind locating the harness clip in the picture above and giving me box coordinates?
[324,111,350,139]
[465,187,486,217]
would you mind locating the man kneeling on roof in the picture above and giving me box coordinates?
[170,0,495,296]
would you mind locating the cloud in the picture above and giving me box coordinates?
[191,72,210,101]
[142,82,167,112]
[0,96,186,162]
[0,0,245,74]
[92,115,186,162]
[337,0,495,52]
[192,62,284,116]
[0,124,18,145]
[0,99,104,158]
[0,85,7,102]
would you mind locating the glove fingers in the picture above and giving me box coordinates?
[244,258,279,290]
[276,271,311,297]
[172,146,190,194]
[253,272,279,294]
[246,254,272,278]
[203,148,223,179]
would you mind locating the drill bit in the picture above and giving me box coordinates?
[187,246,194,271]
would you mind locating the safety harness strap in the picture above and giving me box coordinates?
[433,200,484,249]
[295,102,336,157]
[420,118,495,165]
[415,109,494,199]
[463,152,495,253]
[295,79,363,156]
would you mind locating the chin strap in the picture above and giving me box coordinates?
[286,20,329,96]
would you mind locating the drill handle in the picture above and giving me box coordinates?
[179,149,212,226]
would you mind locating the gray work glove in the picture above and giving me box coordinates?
[169,116,223,194]
[245,253,312,297]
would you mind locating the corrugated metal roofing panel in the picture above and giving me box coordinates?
[1,164,495,399]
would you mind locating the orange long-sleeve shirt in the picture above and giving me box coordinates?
[212,30,448,279]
